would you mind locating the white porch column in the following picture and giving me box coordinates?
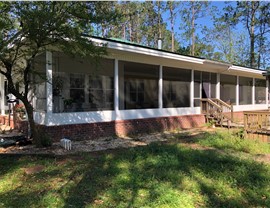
[0,75,5,115]
[190,69,194,107]
[159,65,163,109]
[114,59,119,119]
[266,79,269,106]
[216,73,220,99]
[236,76,239,106]
[252,78,255,105]
[46,51,53,124]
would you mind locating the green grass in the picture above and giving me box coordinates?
[0,131,270,207]
[197,129,270,155]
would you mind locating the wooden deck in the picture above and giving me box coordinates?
[244,110,270,142]
[200,98,270,142]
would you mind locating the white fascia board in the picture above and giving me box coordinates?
[230,65,264,75]
[89,37,204,65]
[204,60,231,68]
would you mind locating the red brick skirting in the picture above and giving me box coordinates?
[37,114,206,142]
[13,112,245,142]
[0,115,14,129]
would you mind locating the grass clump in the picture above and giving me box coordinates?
[198,129,270,155]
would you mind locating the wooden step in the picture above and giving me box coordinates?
[0,125,12,132]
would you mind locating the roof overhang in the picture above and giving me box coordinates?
[89,37,204,65]
[89,36,265,79]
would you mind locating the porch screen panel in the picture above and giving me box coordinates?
[193,71,201,107]
[163,67,191,108]
[255,79,266,104]
[119,61,159,110]
[52,54,114,113]
[220,74,236,104]
[202,72,216,98]
[32,53,47,111]
[193,71,216,107]
[239,77,252,105]
[210,73,217,98]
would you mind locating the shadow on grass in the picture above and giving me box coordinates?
[63,144,270,207]
[1,144,270,207]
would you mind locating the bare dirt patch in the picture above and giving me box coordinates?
[23,165,45,175]
[1,127,270,164]
[255,154,270,164]
[0,127,210,155]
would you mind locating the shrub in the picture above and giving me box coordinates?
[35,129,52,148]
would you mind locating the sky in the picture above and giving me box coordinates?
[164,1,239,42]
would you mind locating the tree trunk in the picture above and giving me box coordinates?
[5,69,38,143]
[250,25,255,68]
[250,1,256,68]
[158,1,162,40]
[257,35,262,69]
[191,1,195,56]
[169,3,175,52]
[23,100,38,141]
[129,16,132,41]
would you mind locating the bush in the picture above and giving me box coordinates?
[35,129,52,147]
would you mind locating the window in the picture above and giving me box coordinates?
[70,73,85,103]
[239,77,252,105]
[163,67,191,108]
[89,75,114,110]
[255,79,266,104]
[129,80,144,103]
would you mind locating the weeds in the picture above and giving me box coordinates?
[198,129,270,155]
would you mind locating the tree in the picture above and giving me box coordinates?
[180,1,209,56]
[165,1,180,52]
[224,1,270,68]
[0,2,115,144]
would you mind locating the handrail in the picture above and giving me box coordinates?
[244,110,269,114]
[200,98,234,125]
[200,98,222,110]
[211,98,232,109]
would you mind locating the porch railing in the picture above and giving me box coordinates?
[200,98,234,126]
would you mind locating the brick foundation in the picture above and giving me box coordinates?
[0,115,14,129]
[13,111,245,142]
[38,114,206,142]
[223,111,244,123]
[232,111,244,123]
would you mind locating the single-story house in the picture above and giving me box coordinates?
[0,36,268,141]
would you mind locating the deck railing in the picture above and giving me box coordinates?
[244,110,270,133]
[244,110,270,142]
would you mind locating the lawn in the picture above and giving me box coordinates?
[0,130,270,208]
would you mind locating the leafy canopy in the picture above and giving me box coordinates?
[0,1,117,142]
[0,1,116,98]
